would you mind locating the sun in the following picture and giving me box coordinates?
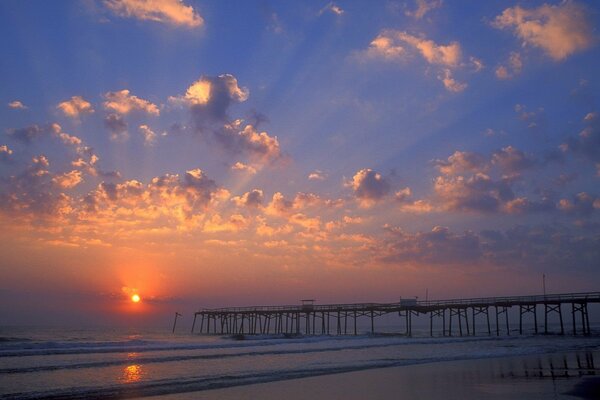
[131,294,141,303]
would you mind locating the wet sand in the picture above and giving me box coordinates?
[155,351,599,400]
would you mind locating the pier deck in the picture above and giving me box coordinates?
[192,292,600,337]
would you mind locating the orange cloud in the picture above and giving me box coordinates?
[57,96,94,118]
[104,0,204,28]
[493,2,594,61]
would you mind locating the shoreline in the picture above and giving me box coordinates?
[154,350,600,400]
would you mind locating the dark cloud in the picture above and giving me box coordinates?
[381,225,481,265]
[7,124,45,143]
[232,189,264,208]
[563,115,600,163]
[558,192,599,216]
[174,74,282,163]
[434,173,514,213]
[104,114,128,140]
[0,155,71,218]
[381,224,600,271]
[491,146,536,175]
[348,168,391,205]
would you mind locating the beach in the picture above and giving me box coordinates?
[169,352,600,400]
[1,327,599,399]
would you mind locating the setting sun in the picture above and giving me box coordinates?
[131,294,141,303]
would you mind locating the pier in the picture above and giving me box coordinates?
[191,292,599,337]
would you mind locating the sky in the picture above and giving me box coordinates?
[0,0,599,327]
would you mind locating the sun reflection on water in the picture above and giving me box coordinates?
[122,364,143,383]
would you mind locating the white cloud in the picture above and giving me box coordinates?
[493,2,594,61]
[104,0,203,28]
[308,170,326,181]
[8,100,27,110]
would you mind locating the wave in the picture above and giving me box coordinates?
[3,350,598,400]
[2,334,599,375]
[0,331,520,358]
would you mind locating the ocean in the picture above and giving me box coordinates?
[1,325,599,399]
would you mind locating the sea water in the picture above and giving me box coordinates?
[1,325,599,399]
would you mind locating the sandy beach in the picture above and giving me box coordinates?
[156,351,599,400]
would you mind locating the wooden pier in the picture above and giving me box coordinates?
[191,292,599,337]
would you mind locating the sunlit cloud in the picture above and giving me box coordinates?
[0,145,13,162]
[232,189,264,208]
[362,30,471,91]
[138,124,157,146]
[493,1,595,61]
[57,96,94,118]
[104,0,204,28]
[52,170,84,189]
[231,162,257,174]
[103,89,159,116]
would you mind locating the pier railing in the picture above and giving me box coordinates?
[197,292,600,314]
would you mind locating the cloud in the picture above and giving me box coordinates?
[381,224,600,270]
[514,104,545,130]
[172,74,282,163]
[382,225,481,265]
[434,173,514,213]
[231,162,257,174]
[491,146,535,175]
[138,124,157,146]
[493,2,594,61]
[318,2,344,16]
[438,69,467,92]
[232,189,264,208]
[172,74,248,123]
[0,155,73,218]
[8,100,27,110]
[57,96,94,118]
[347,168,390,206]
[308,170,326,181]
[562,111,600,162]
[103,89,159,116]
[405,0,442,20]
[362,30,469,91]
[0,145,13,162]
[203,214,249,233]
[104,113,128,141]
[558,192,599,216]
[433,151,487,175]
[104,0,203,28]
[83,168,227,218]
[495,52,522,80]
[209,122,282,163]
[7,124,45,144]
[52,170,84,189]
